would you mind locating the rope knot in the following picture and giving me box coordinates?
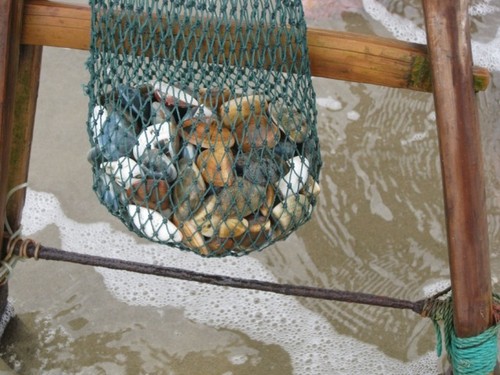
[422,289,499,375]
[0,237,41,285]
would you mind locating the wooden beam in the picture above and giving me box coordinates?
[422,0,493,353]
[21,0,490,92]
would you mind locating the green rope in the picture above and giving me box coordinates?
[423,294,499,375]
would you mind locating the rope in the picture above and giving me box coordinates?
[0,183,30,285]
[421,293,499,375]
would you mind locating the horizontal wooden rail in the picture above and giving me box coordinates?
[21,0,489,92]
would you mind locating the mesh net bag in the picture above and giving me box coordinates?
[86,0,322,256]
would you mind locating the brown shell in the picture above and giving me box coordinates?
[126,179,170,211]
[234,115,280,152]
[172,216,209,256]
[181,120,235,149]
[196,147,235,187]
[198,87,232,110]
[219,94,268,128]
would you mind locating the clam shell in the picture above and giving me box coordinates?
[269,102,309,143]
[191,195,221,237]
[198,87,231,109]
[260,185,276,217]
[117,84,153,131]
[271,194,311,232]
[152,82,210,123]
[236,215,271,249]
[97,111,136,161]
[206,237,236,254]
[133,121,180,161]
[151,102,167,124]
[172,216,209,255]
[152,80,200,106]
[218,217,249,238]
[273,140,298,160]
[181,143,197,162]
[277,156,310,200]
[300,175,321,200]
[173,160,207,220]
[96,173,121,212]
[139,149,177,183]
[235,151,288,186]
[126,179,170,211]
[219,94,268,128]
[128,204,182,242]
[196,147,235,187]
[101,156,142,189]
[215,177,267,218]
[181,119,235,149]
[234,115,280,152]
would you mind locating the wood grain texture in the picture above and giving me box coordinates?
[20,0,490,92]
[422,0,493,340]
[6,45,43,233]
[0,0,25,253]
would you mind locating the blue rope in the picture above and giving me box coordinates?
[449,323,498,374]
[424,295,499,375]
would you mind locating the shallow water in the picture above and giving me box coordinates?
[1,1,499,374]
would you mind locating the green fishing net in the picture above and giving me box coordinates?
[85,0,322,256]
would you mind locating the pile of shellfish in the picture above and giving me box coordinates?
[88,80,320,255]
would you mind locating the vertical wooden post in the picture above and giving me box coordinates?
[6,44,43,233]
[0,0,25,248]
[422,0,494,361]
[0,0,25,321]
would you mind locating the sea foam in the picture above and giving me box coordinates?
[20,188,440,374]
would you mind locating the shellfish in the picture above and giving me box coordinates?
[271,194,311,233]
[219,94,268,128]
[269,102,310,143]
[234,115,280,152]
[173,159,207,220]
[196,147,235,187]
[101,156,142,189]
[277,156,310,200]
[97,111,136,161]
[139,148,177,183]
[181,118,235,149]
[128,204,182,242]
[126,178,170,211]
[133,121,180,161]
[215,177,267,218]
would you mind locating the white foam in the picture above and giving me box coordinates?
[316,96,343,111]
[347,110,361,121]
[363,0,500,71]
[21,188,440,374]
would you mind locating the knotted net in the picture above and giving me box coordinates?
[86,0,322,256]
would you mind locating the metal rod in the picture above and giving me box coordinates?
[12,241,423,313]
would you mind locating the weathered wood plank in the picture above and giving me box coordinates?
[21,0,490,92]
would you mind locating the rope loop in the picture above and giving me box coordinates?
[422,290,499,375]
[0,237,41,285]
